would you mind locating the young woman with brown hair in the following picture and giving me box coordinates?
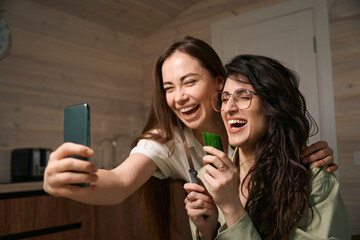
[43,37,338,239]
[184,54,350,239]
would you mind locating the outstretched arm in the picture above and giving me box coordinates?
[43,142,157,205]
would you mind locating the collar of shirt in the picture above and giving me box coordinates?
[183,125,203,150]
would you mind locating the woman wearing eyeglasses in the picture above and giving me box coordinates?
[184,55,351,240]
[43,37,338,239]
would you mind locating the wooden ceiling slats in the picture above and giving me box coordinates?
[28,0,199,38]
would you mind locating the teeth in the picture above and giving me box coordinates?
[180,105,196,113]
[228,119,247,124]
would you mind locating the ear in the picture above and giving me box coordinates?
[216,76,224,91]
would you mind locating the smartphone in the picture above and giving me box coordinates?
[64,103,90,187]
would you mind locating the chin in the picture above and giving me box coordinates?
[185,114,210,129]
[229,137,246,148]
[183,119,203,130]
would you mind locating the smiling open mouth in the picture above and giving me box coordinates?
[180,105,199,115]
[228,119,247,128]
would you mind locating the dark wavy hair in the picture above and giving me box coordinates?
[225,55,317,239]
[132,36,226,240]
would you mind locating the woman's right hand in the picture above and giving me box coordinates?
[202,146,245,228]
[184,180,219,240]
[43,142,99,197]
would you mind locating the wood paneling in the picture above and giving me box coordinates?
[0,195,82,235]
[329,0,360,235]
[0,0,143,170]
[23,229,81,240]
[0,194,150,239]
[26,0,199,39]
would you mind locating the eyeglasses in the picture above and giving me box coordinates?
[211,88,257,112]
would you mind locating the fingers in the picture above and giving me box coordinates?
[184,182,205,194]
[203,146,232,166]
[54,170,98,185]
[45,157,98,186]
[44,164,98,196]
[326,163,338,173]
[44,169,98,196]
[54,157,98,173]
[185,203,213,219]
[300,141,328,158]
[49,142,94,162]
[184,181,214,208]
[312,155,335,168]
[43,143,98,196]
[301,143,334,165]
[202,154,237,183]
[202,146,235,177]
[44,181,97,197]
[184,187,215,219]
[203,155,223,170]
[301,141,331,158]
[185,192,213,207]
[300,141,338,173]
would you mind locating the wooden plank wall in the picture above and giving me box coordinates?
[0,0,144,169]
[0,0,148,239]
[329,0,360,235]
[142,0,360,235]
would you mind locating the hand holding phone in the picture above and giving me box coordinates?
[64,103,91,187]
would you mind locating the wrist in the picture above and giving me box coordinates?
[197,222,220,240]
[221,204,246,228]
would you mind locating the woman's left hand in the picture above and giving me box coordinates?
[184,180,219,240]
[301,141,338,173]
[202,146,245,227]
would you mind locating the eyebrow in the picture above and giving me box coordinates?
[230,75,251,84]
[237,80,251,85]
[163,72,201,85]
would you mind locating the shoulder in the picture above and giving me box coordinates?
[308,163,339,206]
[131,127,190,157]
[131,129,170,154]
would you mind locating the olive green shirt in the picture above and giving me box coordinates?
[190,148,351,239]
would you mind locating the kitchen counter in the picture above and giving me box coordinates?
[0,181,43,194]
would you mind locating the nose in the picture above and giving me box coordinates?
[222,95,238,113]
[175,87,188,104]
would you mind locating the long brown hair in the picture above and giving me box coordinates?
[132,36,226,240]
[225,55,317,239]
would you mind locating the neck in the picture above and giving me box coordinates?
[237,147,255,176]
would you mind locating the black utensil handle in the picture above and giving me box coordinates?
[189,169,199,184]
[188,169,209,219]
